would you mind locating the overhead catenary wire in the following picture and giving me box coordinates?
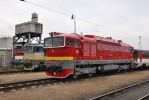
[22,0,71,17]
[20,0,130,36]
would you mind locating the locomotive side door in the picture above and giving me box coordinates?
[74,39,81,60]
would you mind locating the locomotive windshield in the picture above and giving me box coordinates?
[14,46,23,53]
[44,37,64,47]
[33,47,44,52]
[23,46,32,52]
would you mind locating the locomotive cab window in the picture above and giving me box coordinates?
[33,47,44,52]
[67,38,74,46]
[44,37,64,47]
[23,46,33,52]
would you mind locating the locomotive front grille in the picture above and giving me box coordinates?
[46,66,63,75]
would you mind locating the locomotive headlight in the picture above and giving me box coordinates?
[98,66,101,71]
[50,60,57,65]
[49,61,63,65]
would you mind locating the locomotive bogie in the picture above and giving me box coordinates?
[23,60,45,70]
[102,65,119,71]
[74,65,96,74]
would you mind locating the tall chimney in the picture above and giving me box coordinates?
[32,13,38,23]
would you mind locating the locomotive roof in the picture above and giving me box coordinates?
[84,35,131,47]
[47,32,132,47]
[134,49,149,53]
[25,43,43,47]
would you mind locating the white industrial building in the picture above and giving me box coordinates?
[0,13,42,67]
[0,37,12,49]
[0,37,13,67]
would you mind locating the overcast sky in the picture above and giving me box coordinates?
[0,0,149,50]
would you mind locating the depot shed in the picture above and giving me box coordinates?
[0,49,12,67]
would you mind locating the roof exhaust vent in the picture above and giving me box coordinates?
[118,40,122,43]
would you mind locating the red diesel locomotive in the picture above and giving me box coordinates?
[44,32,134,78]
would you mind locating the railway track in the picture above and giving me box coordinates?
[90,79,149,100]
[0,71,130,93]
[0,67,147,75]
[0,78,61,93]
[0,76,87,93]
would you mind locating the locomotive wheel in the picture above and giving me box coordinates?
[88,73,93,77]
[73,74,78,78]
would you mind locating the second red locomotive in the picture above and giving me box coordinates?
[44,32,134,78]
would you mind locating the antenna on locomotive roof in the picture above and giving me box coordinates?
[49,32,53,37]
[138,36,142,50]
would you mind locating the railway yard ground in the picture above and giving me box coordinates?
[0,66,23,72]
[1,70,149,100]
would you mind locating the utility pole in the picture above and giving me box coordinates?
[71,14,76,33]
[138,36,142,50]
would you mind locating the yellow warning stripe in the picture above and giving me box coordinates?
[24,67,33,70]
[45,56,74,60]
[24,57,44,60]
[24,56,74,60]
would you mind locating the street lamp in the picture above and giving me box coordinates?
[71,14,76,33]
[20,0,26,2]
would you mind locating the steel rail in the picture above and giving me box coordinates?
[90,79,149,100]
[138,94,149,100]
[0,76,85,93]
[0,78,57,92]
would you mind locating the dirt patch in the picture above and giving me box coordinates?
[1,70,149,100]
[0,72,48,84]
[0,66,23,72]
